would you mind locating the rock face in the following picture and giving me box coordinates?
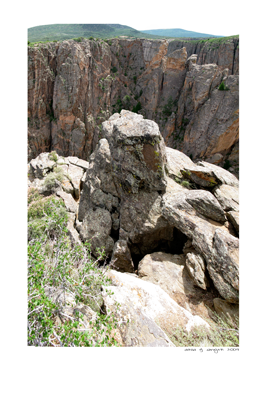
[103,270,210,346]
[28,111,239,346]
[28,36,239,174]
[76,111,239,307]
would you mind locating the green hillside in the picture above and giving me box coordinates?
[141,28,222,38]
[28,24,175,42]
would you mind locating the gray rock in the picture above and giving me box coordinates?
[111,240,134,273]
[57,191,77,214]
[185,251,208,290]
[213,184,239,212]
[165,146,195,179]
[181,160,239,189]
[138,252,213,320]
[66,212,81,245]
[103,269,210,346]
[185,190,226,223]
[162,183,239,303]
[226,211,239,235]
[29,152,56,179]
[207,229,239,303]
[79,208,114,256]
[102,110,167,194]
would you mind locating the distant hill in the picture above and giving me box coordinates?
[28,24,175,42]
[141,28,223,38]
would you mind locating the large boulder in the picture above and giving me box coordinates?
[138,252,215,321]
[103,269,210,346]
[102,110,167,194]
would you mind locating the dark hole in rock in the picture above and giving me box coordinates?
[80,179,83,193]
[129,226,188,270]
[110,227,120,242]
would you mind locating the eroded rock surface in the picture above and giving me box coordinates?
[103,269,210,346]
[28,36,239,174]
[28,110,239,346]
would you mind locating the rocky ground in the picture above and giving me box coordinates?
[28,111,239,347]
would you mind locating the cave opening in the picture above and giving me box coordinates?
[129,226,188,270]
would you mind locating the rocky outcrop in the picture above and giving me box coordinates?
[167,36,239,74]
[76,111,239,305]
[28,111,239,345]
[28,36,239,174]
[103,269,210,346]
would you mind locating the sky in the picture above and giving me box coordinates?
[24,0,242,37]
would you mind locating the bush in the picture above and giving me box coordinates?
[181,180,191,188]
[73,37,83,42]
[111,66,117,73]
[223,159,232,170]
[28,195,68,240]
[43,168,64,191]
[132,102,142,114]
[122,95,130,104]
[28,188,43,205]
[28,194,119,347]
[218,81,229,91]
[49,151,58,162]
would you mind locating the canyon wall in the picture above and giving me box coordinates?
[28,36,239,174]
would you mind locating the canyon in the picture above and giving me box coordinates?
[28,36,239,175]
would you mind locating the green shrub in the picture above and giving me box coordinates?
[28,188,43,205]
[73,37,83,43]
[116,98,122,113]
[123,95,130,104]
[218,81,229,91]
[28,195,119,347]
[133,76,137,84]
[132,101,142,114]
[43,169,64,191]
[223,159,232,170]
[28,195,68,240]
[49,151,58,162]
[111,66,118,73]
[181,180,191,188]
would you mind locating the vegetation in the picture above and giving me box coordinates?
[181,180,191,188]
[163,96,177,117]
[219,81,229,91]
[28,23,177,43]
[73,37,84,42]
[27,192,120,347]
[43,168,64,191]
[132,101,142,114]
[49,151,58,162]
[171,314,239,347]
[223,159,232,170]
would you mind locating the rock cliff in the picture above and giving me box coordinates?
[28,36,239,175]
[28,111,239,346]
